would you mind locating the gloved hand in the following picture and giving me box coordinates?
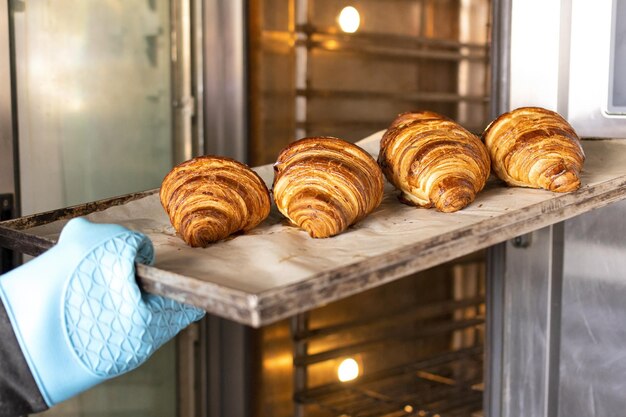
[0,218,205,408]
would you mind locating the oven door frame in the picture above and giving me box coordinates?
[0,1,19,273]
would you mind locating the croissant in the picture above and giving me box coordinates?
[160,156,271,247]
[273,137,384,238]
[482,106,585,192]
[378,111,491,212]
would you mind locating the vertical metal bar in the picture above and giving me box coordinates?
[172,0,194,165]
[203,0,248,162]
[556,0,572,118]
[489,0,512,118]
[292,312,309,417]
[457,0,471,124]
[207,315,222,417]
[206,315,253,417]
[177,322,201,417]
[492,225,564,417]
[545,223,564,417]
[0,1,21,271]
[0,193,15,273]
[197,317,210,417]
[485,5,514,410]
[0,0,19,215]
[485,242,506,417]
[294,0,308,140]
[191,0,204,157]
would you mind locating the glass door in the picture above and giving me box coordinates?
[11,0,176,215]
[7,1,195,416]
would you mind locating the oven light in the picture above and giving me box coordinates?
[338,6,360,33]
[337,357,360,382]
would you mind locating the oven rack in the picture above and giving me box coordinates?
[296,345,484,417]
[292,284,485,417]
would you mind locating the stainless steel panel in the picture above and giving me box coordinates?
[485,243,506,417]
[177,322,201,417]
[192,0,205,157]
[172,0,205,163]
[0,1,17,204]
[564,0,626,136]
[608,0,626,113]
[204,0,247,162]
[172,0,195,164]
[489,0,511,119]
[558,199,626,416]
[493,225,564,417]
[206,315,254,417]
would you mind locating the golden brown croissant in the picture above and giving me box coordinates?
[378,111,491,212]
[273,137,384,238]
[160,156,271,247]
[482,106,585,192]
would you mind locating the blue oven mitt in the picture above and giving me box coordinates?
[0,218,205,407]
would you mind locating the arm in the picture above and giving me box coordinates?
[0,300,47,416]
[0,218,204,416]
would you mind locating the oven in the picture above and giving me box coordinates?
[1,1,626,417]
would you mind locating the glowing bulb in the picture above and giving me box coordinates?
[338,6,360,33]
[337,357,360,382]
[404,405,414,413]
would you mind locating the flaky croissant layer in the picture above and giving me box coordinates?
[482,106,585,193]
[379,111,491,213]
[160,156,271,247]
[273,137,384,238]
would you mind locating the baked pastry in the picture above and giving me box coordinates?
[378,111,491,212]
[273,137,384,238]
[160,156,271,247]
[482,106,585,192]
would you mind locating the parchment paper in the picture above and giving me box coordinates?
[23,132,626,294]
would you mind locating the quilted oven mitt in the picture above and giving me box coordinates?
[0,218,205,407]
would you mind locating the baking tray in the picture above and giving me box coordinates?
[2,132,626,327]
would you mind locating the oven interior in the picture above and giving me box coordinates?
[258,252,486,417]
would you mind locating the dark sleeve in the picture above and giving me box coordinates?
[0,299,48,417]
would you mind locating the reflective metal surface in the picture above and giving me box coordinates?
[485,242,505,417]
[12,0,174,214]
[509,0,566,113]
[608,0,626,114]
[204,0,248,162]
[0,1,17,207]
[558,199,626,416]
[489,0,512,119]
[568,0,626,136]
[509,0,626,137]
[172,0,195,164]
[493,225,564,417]
[490,201,626,417]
